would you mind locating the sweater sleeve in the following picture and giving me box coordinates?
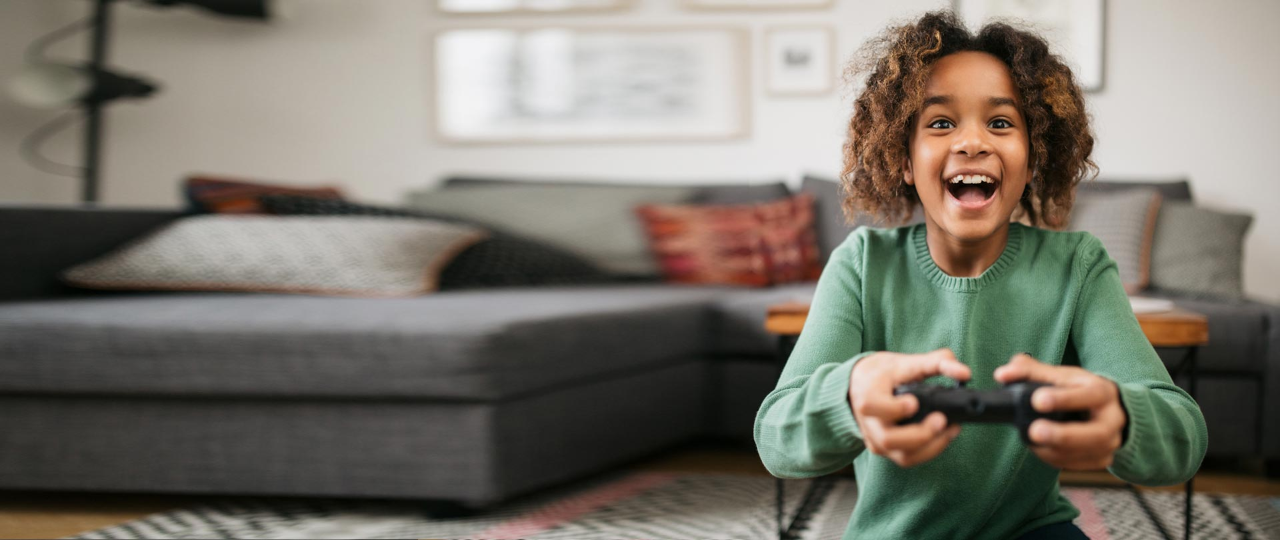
[1070,235,1209,486]
[754,231,871,479]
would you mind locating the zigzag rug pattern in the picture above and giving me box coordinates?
[67,473,1280,539]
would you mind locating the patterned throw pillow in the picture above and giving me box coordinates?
[1067,189,1162,294]
[1150,202,1253,300]
[185,176,345,214]
[62,216,487,297]
[258,195,613,290]
[635,194,822,287]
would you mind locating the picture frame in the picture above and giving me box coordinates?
[681,0,832,11]
[955,0,1106,92]
[764,26,835,96]
[431,27,751,144]
[435,0,634,15]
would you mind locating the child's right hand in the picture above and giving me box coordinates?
[848,348,971,467]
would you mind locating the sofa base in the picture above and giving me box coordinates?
[707,359,778,444]
[0,361,706,506]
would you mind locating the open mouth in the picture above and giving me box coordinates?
[945,175,999,206]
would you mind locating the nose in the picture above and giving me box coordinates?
[951,123,993,157]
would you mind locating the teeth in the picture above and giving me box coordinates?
[948,174,995,184]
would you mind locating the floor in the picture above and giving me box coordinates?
[2,445,1276,540]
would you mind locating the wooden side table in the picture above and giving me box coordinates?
[762,301,1208,540]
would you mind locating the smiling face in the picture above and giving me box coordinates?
[904,51,1031,244]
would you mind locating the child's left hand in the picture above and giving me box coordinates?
[993,353,1128,471]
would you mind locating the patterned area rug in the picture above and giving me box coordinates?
[67,473,1280,539]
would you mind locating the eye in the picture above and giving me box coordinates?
[990,118,1014,129]
[927,119,954,129]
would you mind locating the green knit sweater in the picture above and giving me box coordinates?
[754,222,1208,540]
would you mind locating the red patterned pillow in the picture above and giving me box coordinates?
[184,175,345,214]
[635,194,822,287]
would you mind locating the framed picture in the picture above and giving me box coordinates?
[955,0,1105,92]
[435,0,634,15]
[682,0,832,11]
[431,27,751,144]
[764,26,835,96]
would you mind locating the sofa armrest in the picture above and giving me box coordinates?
[1144,290,1280,458]
[0,205,184,301]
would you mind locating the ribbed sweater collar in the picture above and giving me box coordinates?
[909,222,1024,293]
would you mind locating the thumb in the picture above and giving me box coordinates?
[994,353,1054,384]
[892,348,971,385]
[934,349,972,382]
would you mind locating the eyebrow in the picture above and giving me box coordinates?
[922,95,1018,108]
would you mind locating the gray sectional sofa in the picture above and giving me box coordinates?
[0,177,1276,509]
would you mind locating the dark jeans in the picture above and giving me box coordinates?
[1014,521,1089,539]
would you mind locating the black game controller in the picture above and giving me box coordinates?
[894,382,1089,445]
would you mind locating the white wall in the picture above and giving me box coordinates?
[1,0,1277,302]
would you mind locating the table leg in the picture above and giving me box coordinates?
[776,478,785,538]
[1184,346,1198,540]
[1185,476,1194,540]
[771,334,838,540]
[777,335,798,364]
[775,335,794,540]
[1130,344,1199,540]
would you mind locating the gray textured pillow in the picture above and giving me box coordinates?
[802,175,866,264]
[405,184,700,276]
[62,216,487,297]
[1150,202,1253,300]
[1067,189,1162,293]
[801,174,925,264]
[1080,179,1193,203]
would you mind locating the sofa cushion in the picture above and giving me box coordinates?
[1080,179,1193,203]
[440,176,790,206]
[1149,202,1253,301]
[801,174,925,264]
[406,184,700,277]
[1067,189,1162,294]
[0,285,727,400]
[801,174,861,265]
[257,195,615,290]
[185,175,345,214]
[691,183,792,205]
[709,282,818,356]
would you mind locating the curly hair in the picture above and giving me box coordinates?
[840,10,1097,228]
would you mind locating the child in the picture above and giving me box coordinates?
[754,10,1207,540]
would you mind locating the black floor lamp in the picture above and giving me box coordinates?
[7,0,280,204]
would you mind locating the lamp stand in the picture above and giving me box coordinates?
[83,0,113,204]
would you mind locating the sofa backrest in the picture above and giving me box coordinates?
[1081,178,1194,202]
[439,175,791,205]
[0,205,185,301]
[415,176,793,277]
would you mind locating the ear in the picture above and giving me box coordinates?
[902,156,915,186]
